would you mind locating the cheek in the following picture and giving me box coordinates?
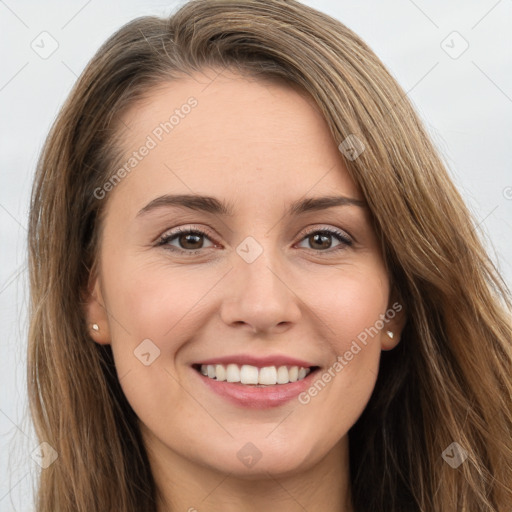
[105,254,215,342]
[294,265,388,426]
[310,264,389,347]
[101,258,210,427]
[101,255,226,409]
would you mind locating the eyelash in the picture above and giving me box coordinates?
[156,225,353,256]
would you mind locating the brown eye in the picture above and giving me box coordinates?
[157,227,216,254]
[308,233,333,250]
[177,232,204,250]
[297,228,352,252]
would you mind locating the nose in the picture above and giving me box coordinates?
[219,245,302,335]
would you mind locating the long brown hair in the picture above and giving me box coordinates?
[27,0,512,510]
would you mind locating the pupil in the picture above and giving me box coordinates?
[182,233,202,249]
[312,233,330,249]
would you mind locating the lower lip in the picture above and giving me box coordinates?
[192,367,319,409]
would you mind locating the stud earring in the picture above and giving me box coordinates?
[386,330,394,339]
[91,323,100,332]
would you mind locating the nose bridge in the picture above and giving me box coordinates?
[220,234,301,332]
[239,237,282,292]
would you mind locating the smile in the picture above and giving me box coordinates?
[196,363,313,386]
[191,357,321,408]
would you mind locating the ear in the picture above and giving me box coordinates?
[82,267,111,345]
[381,288,407,351]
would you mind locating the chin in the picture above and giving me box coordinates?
[197,435,320,479]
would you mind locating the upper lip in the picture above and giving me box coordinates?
[193,354,318,368]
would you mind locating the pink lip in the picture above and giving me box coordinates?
[193,354,316,368]
[191,366,320,409]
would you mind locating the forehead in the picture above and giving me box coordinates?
[107,68,361,213]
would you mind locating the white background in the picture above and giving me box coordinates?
[1,0,511,509]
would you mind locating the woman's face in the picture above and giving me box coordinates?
[86,68,403,478]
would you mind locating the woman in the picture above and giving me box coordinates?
[27,0,512,511]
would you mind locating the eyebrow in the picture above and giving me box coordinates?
[136,193,366,218]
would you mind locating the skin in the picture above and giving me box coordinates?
[85,68,405,512]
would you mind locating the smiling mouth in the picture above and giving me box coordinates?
[192,363,320,386]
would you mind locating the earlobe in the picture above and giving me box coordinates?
[382,328,400,351]
[381,294,407,351]
[82,276,111,345]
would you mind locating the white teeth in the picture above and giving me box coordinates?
[276,366,289,384]
[198,363,312,385]
[288,366,299,382]
[240,365,259,384]
[215,364,226,381]
[258,366,277,385]
[226,363,240,382]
